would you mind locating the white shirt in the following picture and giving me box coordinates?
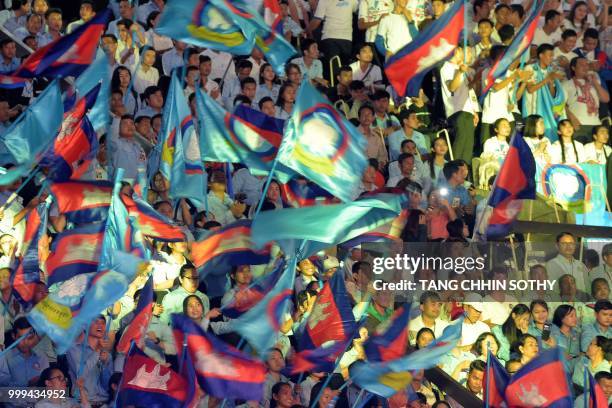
[562,78,602,126]
[583,142,611,164]
[440,61,477,117]
[545,254,589,293]
[349,61,383,89]
[133,66,160,96]
[480,296,517,326]
[199,49,236,82]
[482,137,510,162]
[459,320,490,347]
[314,0,359,41]
[358,0,394,42]
[532,27,562,46]
[408,315,449,345]
[481,68,515,124]
[376,13,413,56]
[247,57,265,82]
[550,139,585,164]
[161,49,184,76]
[523,63,551,116]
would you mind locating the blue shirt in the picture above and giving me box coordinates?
[0,57,20,74]
[67,342,113,403]
[109,135,147,182]
[436,179,471,207]
[160,286,210,325]
[388,129,429,161]
[581,321,612,352]
[0,348,49,387]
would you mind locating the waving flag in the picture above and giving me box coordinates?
[252,192,405,259]
[172,314,267,401]
[504,348,572,407]
[41,84,100,181]
[586,369,608,408]
[156,0,256,56]
[72,49,110,132]
[351,319,463,398]
[117,345,195,408]
[481,0,546,101]
[364,304,411,362]
[385,0,464,97]
[120,193,186,242]
[486,132,536,239]
[263,0,283,34]
[117,275,154,354]
[196,89,290,176]
[49,180,112,224]
[13,10,109,78]
[298,269,357,351]
[159,71,206,206]
[275,81,368,202]
[222,258,286,319]
[13,199,50,306]
[340,200,409,249]
[484,352,510,408]
[227,257,296,355]
[191,219,272,277]
[0,74,27,89]
[287,341,345,375]
[45,223,105,287]
[280,179,335,207]
[0,81,62,183]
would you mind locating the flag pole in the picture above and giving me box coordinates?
[254,157,280,217]
[583,367,588,407]
[463,0,468,64]
[485,351,491,408]
[0,328,31,360]
[351,389,365,408]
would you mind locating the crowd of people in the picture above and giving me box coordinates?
[0,0,609,406]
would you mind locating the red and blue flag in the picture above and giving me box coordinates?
[13,10,110,79]
[41,84,100,181]
[222,258,286,319]
[484,351,510,408]
[364,304,411,362]
[280,178,335,208]
[287,341,345,375]
[49,180,112,224]
[172,314,267,401]
[481,0,545,101]
[117,345,196,408]
[385,0,464,97]
[263,0,283,34]
[486,132,536,239]
[504,348,573,407]
[298,268,357,351]
[586,369,608,408]
[0,74,27,89]
[120,193,186,242]
[13,199,50,306]
[117,275,154,354]
[190,219,272,277]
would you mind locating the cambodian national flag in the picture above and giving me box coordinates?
[118,345,195,408]
[587,369,608,408]
[13,199,50,306]
[280,178,335,207]
[481,0,546,101]
[351,318,463,398]
[222,257,286,319]
[298,269,357,351]
[45,222,105,287]
[159,71,206,207]
[191,219,272,278]
[364,304,411,362]
[172,314,267,401]
[0,74,27,89]
[120,193,186,242]
[13,10,110,79]
[484,352,509,408]
[117,275,154,354]
[263,0,283,34]
[486,132,536,239]
[276,81,368,203]
[287,341,345,375]
[70,49,110,133]
[385,0,464,97]
[226,256,296,356]
[49,180,112,224]
[41,84,100,182]
[504,348,573,407]
[196,88,291,177]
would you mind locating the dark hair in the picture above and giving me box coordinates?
[13,316,32,333]
[561,29,578,40]
[37,367,64,387]
[523,114,543,138]
[357,103,374,118]
[352,261,369,275]
[591,278,609,296]
[182,294,204,315]
[536,43,554,56]
[236,59,253,71]
[0,38,15,48]
[545,10,560,23]
[203,220,222,230]
[370,89,390,101]
[552,304,576,328]
[473,0,487,15]
[498,24,515,43]
[419,290,441,304]
[510,4,524,19]
[494,4,510,14]
[415,327,435,350]
[258,96,274,110]
[300,38,317,54]
[595,371,612,382]
[338,65,352,75]
[442,160,461,181]
[357,43,373,54]
[179,263,196,278]
[143,85,161,100]
[493,118,510,138]
[259,62,278,85]
[102,33,117,43]
[240,77,257,90]
[473,332,500,356]
[584,28,599,41]
[529,300,548,313]
[348,80,365,91]
[146,11,160,30]
[276,82,295,107]
[469,360,486,374]
[397,153,415,167]
[591,335,612,360]
[489,44,507,61]
[427,136,447,176]
[558,119,581,163]
[592,126,610,160]
[446,218,466,239]
[117,18,133,30]
[111,65,131,89]
[555,231,574,243]
[501,304,530,347]
[568,1,588,28]
[594,299,612,313]
[284,62,301,77]
[511,333,537,357]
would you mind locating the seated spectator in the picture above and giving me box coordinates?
[358,104,388,169]
[336,80,368,120]
[591,242,612,282]
[545,232,589,293]
[284,62,302,88]
[136,85,164,119]
[472,332,501,363]
[409,291,449,345]
[256,63,281,104]
[290,39,327,88]
[115,18,140,70]
[584,125,611,164]
[108,114,147,182]
[581,300,612,352]
[328,65,353,104]
[259,96,276,117]
[532,10,562,48]
[553,30,579,74]
[14,13,43,42]
[349,44,383,92]
[551,304,581,366]
[160,264,210,324]
[491,304,530,362]
[275,83,296,120]
[415,327,435,349]
[459,293,490,348]
[222,59,253,110]
[425,189,457,241]
[388,107,428,161]
[572,335,611,389]
[66,0,95,34]
[0,317,49,387]
[206,170,246,226]
[574,371,612,408]
[198,55,222,103]
[37,367,88,407]
[161,40,187,76]
[0,0,29,33]
[512,333,539,366]
[528,300,556,349]
[133,46,159,96]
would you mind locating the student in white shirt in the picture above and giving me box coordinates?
[532,10,562,48]
[564,1,597,48]
[563,56,609,142]
[357,0,393,44]
[482,118,511,163]
[198,55,222,104]
[375,0,417,59]
[523,114,552,165]
[256,63,281,104]
[133,46,159,96]
[161,40,186,76]
[553,29,579,76]
[290,38,327,88]
[550,119,586,164]
[584,125,611,164]
[348,43,383,92]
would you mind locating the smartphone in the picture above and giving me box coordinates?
[452,197,460,208]
[542,322,551,341]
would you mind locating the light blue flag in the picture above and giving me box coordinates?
[159,70,207,207]
[155,0,257,55]
[251,192,405,258]
[351,318,464,397]
[227,257,295,357]
[74,49,110,132]
[275,81,368,202]
[0,81,62,184]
